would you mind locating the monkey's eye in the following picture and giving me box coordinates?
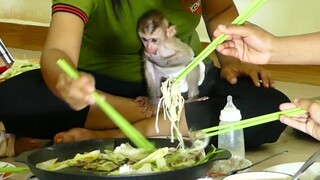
[141,38,147,42]
[151,38,157,43]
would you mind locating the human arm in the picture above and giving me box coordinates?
[214,23,320,65]
[201,0,274,88]
[279,98,320,141]
[41,12,95,110]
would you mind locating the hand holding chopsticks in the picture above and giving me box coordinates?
[199,107,307,137]
[57,59,155,150]
[174,0,267,84]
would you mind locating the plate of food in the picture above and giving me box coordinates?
[206,156,252,179]
[24,138,231,180]
[264,162,320,180]
[0,161,16,180]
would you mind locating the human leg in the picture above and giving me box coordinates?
[0,69,150,154]
[54,108,189,144]
[53,62,290,148]
[0,70,89,139]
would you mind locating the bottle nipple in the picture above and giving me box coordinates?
[225,95,236,110]
[220,95,242,122]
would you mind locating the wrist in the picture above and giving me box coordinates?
[268,36,281,64]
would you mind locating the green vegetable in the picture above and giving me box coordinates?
[47,159,71,171]
[0,59,40,80]
[196,145,225,165]
[114,143,150,161]
[70,150,100,164]
[132,147,168,169]
[36,142,221,175]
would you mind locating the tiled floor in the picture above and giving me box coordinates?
[1,48,320,179]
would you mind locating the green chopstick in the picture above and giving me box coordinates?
[201,107,307,137]
[174,0,267,84]
[0,167,29,173]
[56,59,154,150]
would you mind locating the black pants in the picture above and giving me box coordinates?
[185,63,289,148]
[0,62,289,148]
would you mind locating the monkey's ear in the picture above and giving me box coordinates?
[167,25,177,37]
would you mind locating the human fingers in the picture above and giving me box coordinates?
[56,72,95,110]
[216,39,243,58]
[76,72,96,98]
[235,63,274,88]
[214,24,256,39]
[280,115,320,141]
[280,116,308,133]
[213,25,229,39]
[296,99,320,124]
[279,100,310,123]
[219,66,238,85]
[244,68,268,88]
[279,102,298,110]
[255,68,275,88]
[71,73,96,107]
[260,70,276,88]
[295,98,320,111]
[216,47,239,59]
[216,40,235,51]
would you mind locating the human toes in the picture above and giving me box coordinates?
[54,128,93,144]
[53,131,76,144]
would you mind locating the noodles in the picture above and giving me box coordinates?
[154,62,206,150]
[155,79,185,149]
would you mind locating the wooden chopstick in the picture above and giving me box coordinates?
[200,107,307,137]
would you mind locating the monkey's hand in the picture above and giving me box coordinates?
[135,96,160,118]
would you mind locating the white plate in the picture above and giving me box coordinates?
[264,162,320,180]
[0,161,16,180]
[222,171,291,180]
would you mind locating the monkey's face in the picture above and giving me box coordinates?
[140,37,158,54]
[139,28,165,55]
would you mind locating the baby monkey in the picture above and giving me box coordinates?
[136,10,205,117]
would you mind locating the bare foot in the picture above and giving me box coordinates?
[14,137,41,155]
[54,128,93,144]
[53,127,122,144]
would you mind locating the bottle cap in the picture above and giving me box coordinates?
[220,95,242,122]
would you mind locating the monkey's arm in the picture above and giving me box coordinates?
[144,60,161,106]
[186,65,200,99]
